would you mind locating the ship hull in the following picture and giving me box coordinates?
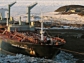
[0,39,62,59]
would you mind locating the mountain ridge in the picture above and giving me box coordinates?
[55,5,84,16]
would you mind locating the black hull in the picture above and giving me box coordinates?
[0,40,63,59]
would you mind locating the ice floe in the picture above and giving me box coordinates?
[0,51,78,63]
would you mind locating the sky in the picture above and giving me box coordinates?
[0,0,84,12]
[0,0,84,7]
[0,0,84,19]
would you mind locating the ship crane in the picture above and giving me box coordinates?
[8,2,16,20]
[27,3,37,26]
[7,2,16,26]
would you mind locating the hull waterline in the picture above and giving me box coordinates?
[0,40,62,59]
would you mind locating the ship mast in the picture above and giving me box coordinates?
[6,13,9,26]
[40,13,44,41]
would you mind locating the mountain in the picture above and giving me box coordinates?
[55,5,84,16]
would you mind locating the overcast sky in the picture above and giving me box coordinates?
[0,0,84,18]
[0,0,84,7]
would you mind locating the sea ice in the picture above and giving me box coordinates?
[0,51,78,63]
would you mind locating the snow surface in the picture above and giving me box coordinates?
[0,51,78,63]
[43,12,84,24]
